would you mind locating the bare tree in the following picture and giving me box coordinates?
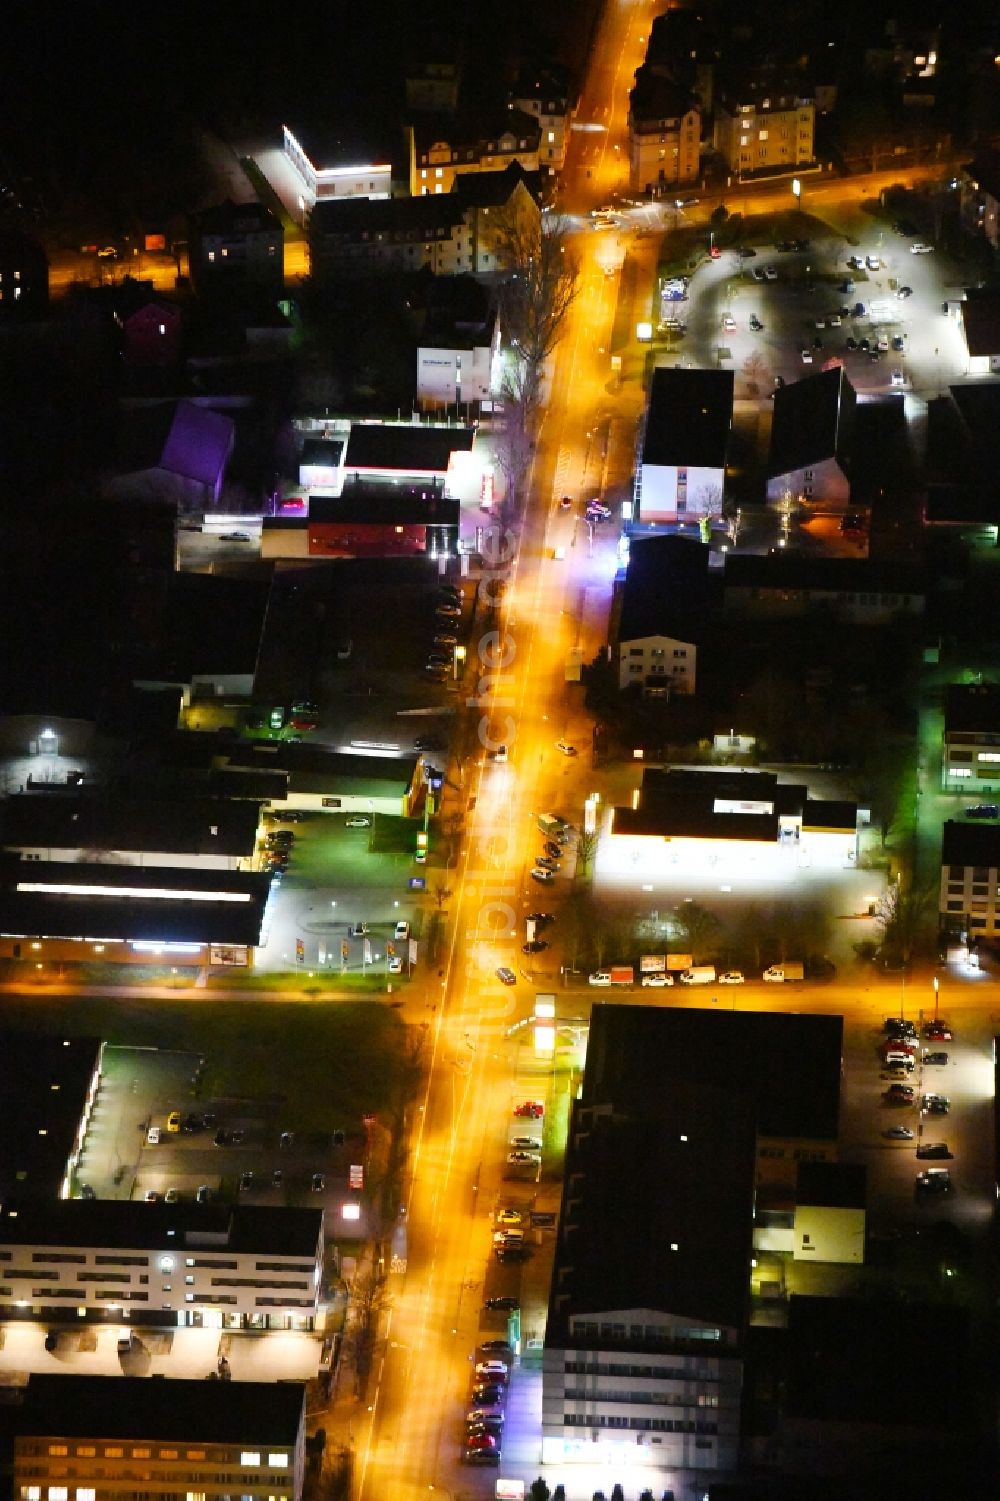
[742,350,768,397]
[495,211,580,462]
[575,829,599,878]
[674,901,720,961]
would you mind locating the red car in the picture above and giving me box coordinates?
[514,1101,544,1118]
[924,1024,952,1041]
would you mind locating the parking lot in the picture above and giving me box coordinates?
[76,1044,369,1222]
[666,211,973,404]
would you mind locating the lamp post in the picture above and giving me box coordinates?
[792,177,801,213]
[932,974,939,1022]
[453,643,466,682]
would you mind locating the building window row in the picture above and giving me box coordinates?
[571,1322,722,1345]
[565,1360,720,1381]
[563,1414,717,1434]
[565,1388,719,1408]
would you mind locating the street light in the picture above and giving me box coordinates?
[453,643,466,682]
[792,178,801,210]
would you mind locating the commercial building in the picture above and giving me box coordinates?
[305,486,459,560]
[0,1201,324,1331]
[0,793,263,871]
[766,367,856,509]
[11,1374,307,1501]
[342,422,476,490]
[417,278,500,408]
[542,1004,845,1474]
[406,108,540,197]
[924,385,1000,527]
[959,290,1000,376]
[714,63,815,178]
[0,1036,103,1209]
[635,368,733,524]
[939,820,1000,941]
[281,124,392,214]
[604,768,859,884]
[613,536,709,696]
[212,745,424,819]
[941,683,1000,790]
[0,859,272,970]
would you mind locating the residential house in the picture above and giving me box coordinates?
[120,294,182,367]
[643,7,718,113]
[940,820,1000,941]
[407,108,540,197]
[281,124,392,215]
[416,276,500,407]
[0,1199,323,1328]
[160,400,236,506]
[714,62,815,178]
[627,71,701,193]
[405,59,461,114]
[636,367,732,524]
[306,485,459,559]
[510,64,572,173]
[941,683,1000,790]
[189,200,284,297]
[864,19,942,108]
[308,194,471,279]
[451,163,540,275]
[11,1376,307,1501]
[766,366,856,509]
[960,150,1000,251]
[959,291,1000,375]
[723,554,924,624]
[613,535,709,696]
[0,227,48,316]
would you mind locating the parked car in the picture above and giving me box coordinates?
[239,1171,253,1192]
[496,967,517,986]
[882,1126,914,1140]
[530,867,554,883]
[514,1102,544,1118]
[555,741,577,756]
[195,1184,212,1204]
[923,1051,949,1065]
[346,816,371,828]
[897,285,913,298]
[718,971,745,984]
[495,1208,524,1225]
[475,1360,509,1380]
[924,1023,952,1041]
[916,1143,952,1159]
[522,940,548,954]
[915,1168,951,1193]
[910,242,933,254]
[311,1173,326,1192]
[922,1094,950,1114]
[763,265,777,280]
[509,1136,541,1151]
[484,1296,519,1311]
[526,912,554,926]
[641,972,673,987]
[506,1150,540,1166]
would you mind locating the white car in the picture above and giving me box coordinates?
[800,348,813,364]
[530,867,555,883]
[641,972,673,987]
[394,920,410,940]
[718,971,745,985]
[146,1126,161,1146]
[588,972,612,986]
[866,254,881,270]
[388,956,403,974]
[891,368,905,387]
[346,817,371,828]
[763,265,777,281]
[555,741,577,756]
[910,242,933,254]
[722,315,736,332]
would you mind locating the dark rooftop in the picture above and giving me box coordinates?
[964,149,1000,206]
[941,819,1000,866]
[630,67,699,126]
[785,1296,971,1426]
[344,423,474,476]
[723,552,924,598]
[225,745,418,796]
[617,535,710,644]
[309,194,467,239]
[944,683,1000,735]
[612,803,780,842]
[194,199,282,237]
[0,859,271,948]
[802,799,858,832]
[13,1374,305,1445]
[796,1160,866,1209]
[130,573,270,681]
[583,1004,843,1140]
[309,487,459,528]
[960,292,1000,357]
[641,368,733,470]
[768,366,856,478]
[301,438,345,468]
[0,1036,102,1207]
[0,793,262,858]
[409,107,541,153]
[547,1082,755,1342]
[451,161,540,210]
[0,1200,323,1258]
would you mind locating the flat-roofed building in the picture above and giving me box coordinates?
[282,124,392,211]
[0,858,271,970]
[613,536,709,696]
[722,553,925,624]
[216,745,424,819]
[543,1079,753,1473]
[12,1375,307,1501]
[0,1201,323,1331]
[636,368,733,524]
[939,819,1000,941]
[307,485,459,559]
[343,422,475,490]
[0,793,263,871]
[942,683,1000,790]
[0,1036,103,1209]
[766,366,856,509]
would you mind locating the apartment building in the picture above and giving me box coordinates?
[407,108,540,197]
[510,64,571,172]
[0,1201,323,1331]
[614,536,709,697]
[939,821,1000,941]
[189,201,284,297]
[766,367,856,510]
[627,72,701,194]
[12,1375,306,1501]
[714,64,815,177]
[636,367,732,524]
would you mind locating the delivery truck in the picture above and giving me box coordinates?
[678,966,716,985]
[762,962,804,983]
